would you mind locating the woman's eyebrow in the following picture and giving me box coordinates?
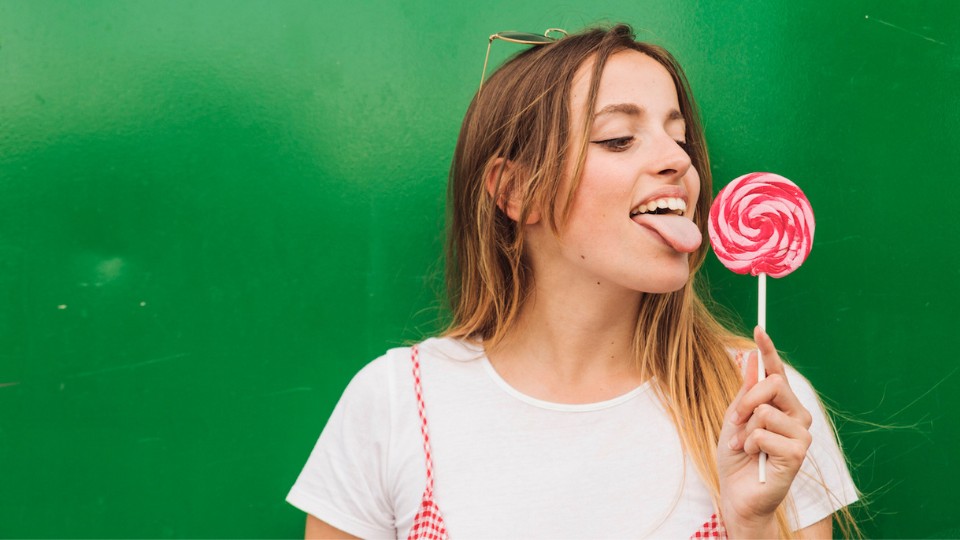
[594,103,685,122]
[595,103,643,117]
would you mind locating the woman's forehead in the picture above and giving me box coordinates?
[570,50,681,120]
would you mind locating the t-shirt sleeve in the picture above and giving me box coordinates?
[286,357,397,539]
[784,364,860,531]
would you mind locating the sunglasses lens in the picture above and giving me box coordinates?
[496,31,555,44]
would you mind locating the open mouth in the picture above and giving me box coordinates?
[629,197,687,217]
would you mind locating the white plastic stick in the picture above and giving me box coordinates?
[758,272,767,483]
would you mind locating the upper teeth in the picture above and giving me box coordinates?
[631,197,687,216]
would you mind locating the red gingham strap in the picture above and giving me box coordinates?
[411,345,436,497]
[408,345,449,540]
[408,498,448,540]
[690,512,727,539]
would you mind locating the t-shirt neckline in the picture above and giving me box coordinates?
[433,336,655,411]
[467,349,656,413]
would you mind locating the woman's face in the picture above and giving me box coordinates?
[530,49,701,294]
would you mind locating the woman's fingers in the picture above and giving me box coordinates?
[732,371,812,428]
[725,330,813,461]
[754,326,785,377]
[740,350,756,386]
[728,403,812,451]
[741,427,812,461]
[731,331,812,430]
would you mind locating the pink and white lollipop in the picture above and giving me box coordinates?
[708,172,815,483]
[709,172,815,278]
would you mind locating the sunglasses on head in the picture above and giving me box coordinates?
[480,28,568,92]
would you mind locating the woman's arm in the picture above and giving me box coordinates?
[305,514,360,540]
[796,515,832,539]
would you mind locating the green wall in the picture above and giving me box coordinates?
[1,0,957,537]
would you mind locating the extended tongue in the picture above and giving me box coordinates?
[633,214,702,253]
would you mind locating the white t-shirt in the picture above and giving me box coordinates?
[287,337,858,539]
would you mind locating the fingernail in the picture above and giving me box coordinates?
[728,438,738,450]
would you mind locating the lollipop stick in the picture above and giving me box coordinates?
[758,272,767,483]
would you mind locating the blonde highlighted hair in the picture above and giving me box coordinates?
[444,24,859,538]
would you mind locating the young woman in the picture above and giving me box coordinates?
[288,24,860,539]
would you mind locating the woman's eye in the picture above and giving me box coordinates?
[592,136,634,151]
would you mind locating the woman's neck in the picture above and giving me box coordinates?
[483,279,648,404]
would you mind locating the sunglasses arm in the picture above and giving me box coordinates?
[479,37,496,93]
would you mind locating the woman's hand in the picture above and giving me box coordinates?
[716,327,814,538]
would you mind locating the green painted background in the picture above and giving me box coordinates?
[1,0,957,537]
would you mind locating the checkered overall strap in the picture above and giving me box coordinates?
[690,513,727,539]
[406,345,450,540]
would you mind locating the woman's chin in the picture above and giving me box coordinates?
[640,272,691,294]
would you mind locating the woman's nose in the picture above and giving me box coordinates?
[655,137,692,179]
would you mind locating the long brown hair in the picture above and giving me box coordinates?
[444,24,859,538]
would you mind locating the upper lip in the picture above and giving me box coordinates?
[630,187,690,215]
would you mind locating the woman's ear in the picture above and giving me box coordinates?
[484,158,541,225]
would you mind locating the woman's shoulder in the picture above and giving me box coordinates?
[344,336,486,393]
[418,335,486,363]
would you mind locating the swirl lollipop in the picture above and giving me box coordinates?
[709,172,815,278]
[708,172,815,483]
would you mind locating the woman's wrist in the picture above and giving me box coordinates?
[721,510,779,539]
